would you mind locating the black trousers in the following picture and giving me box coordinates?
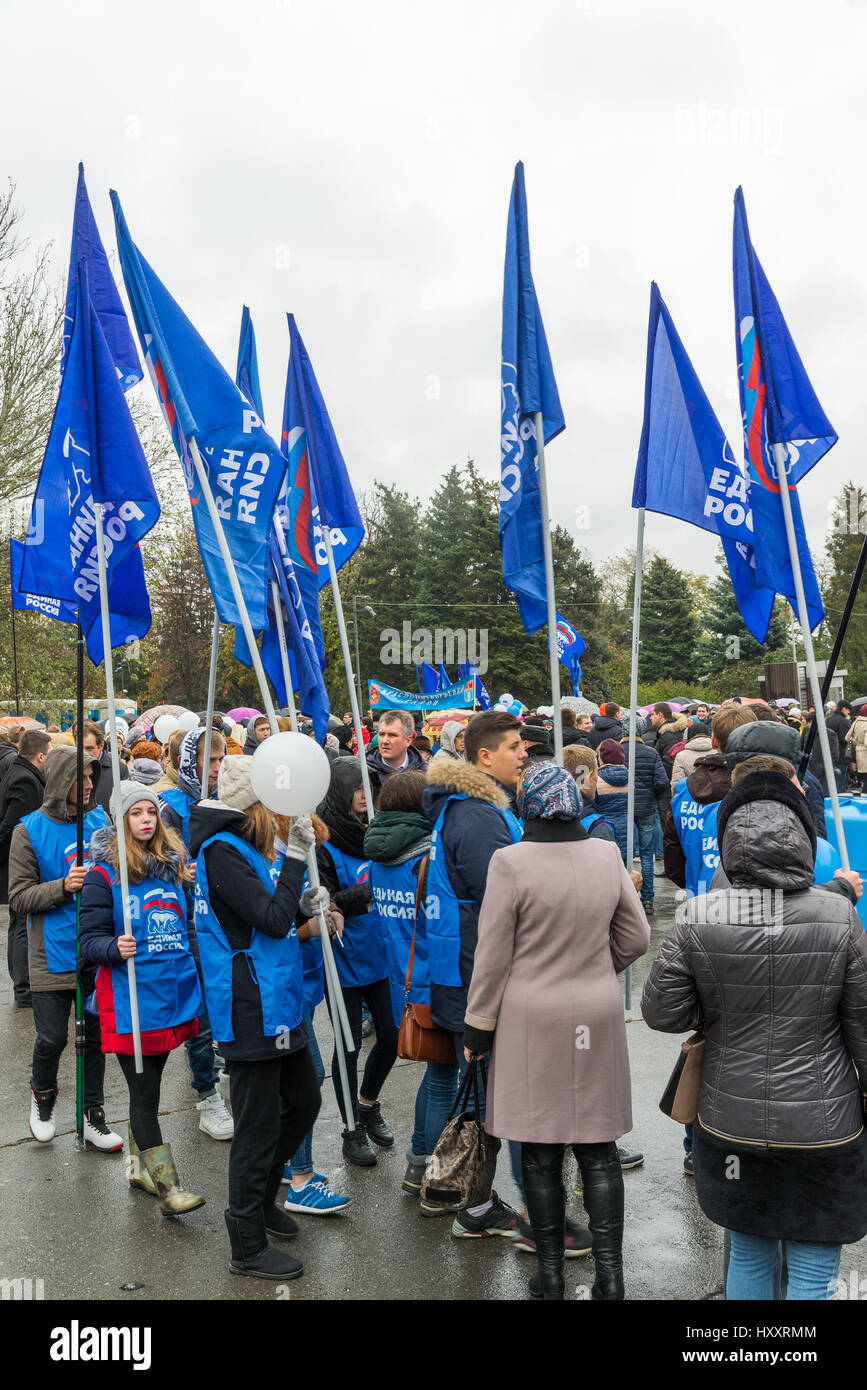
[31,989,105,1109]
[227,1047,321,1220]
[325,976,398,1127]
[117,1051,169,1150]
[6,907,30,1000]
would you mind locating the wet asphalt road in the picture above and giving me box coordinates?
[3,880,865,1304]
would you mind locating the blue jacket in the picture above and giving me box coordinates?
[421,757,520,1033]
[595,765,631,862]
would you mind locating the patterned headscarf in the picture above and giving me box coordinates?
[518,760,583,821]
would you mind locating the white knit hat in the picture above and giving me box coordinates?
[216,754,258,812]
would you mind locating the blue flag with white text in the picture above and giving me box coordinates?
[21,276,159,663]
[10,539,77,623]
[633,282,775,644]
[62,165,142,390]
[499,161,565,634]
[732,189,827,632]
[112,193,286,631]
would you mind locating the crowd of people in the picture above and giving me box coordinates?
[1,688,866,1301]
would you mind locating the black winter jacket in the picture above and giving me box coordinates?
[643,772,867,1147]
[623,738,670,821]
[587,715,623,750]
[0,755,45,902]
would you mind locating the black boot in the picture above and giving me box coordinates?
[577,1144,625,1300]
[521,1144,566,1301]
[358,1101,394,1148]
[225,1210,303,1281]
[264,1205,299,1239]
[342,1125,377,1166]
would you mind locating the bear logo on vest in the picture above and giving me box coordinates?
[145,898,183,953]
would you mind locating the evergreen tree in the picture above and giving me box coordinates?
[639,555,699,683]
[698,547,790,673]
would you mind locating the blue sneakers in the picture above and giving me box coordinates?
[283,1178,352,1216]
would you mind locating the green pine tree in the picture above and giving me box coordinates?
[698,547,790,674]
[824,483,867,694]
[639,555,699,683]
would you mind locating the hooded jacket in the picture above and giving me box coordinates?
[670,733,713,790]
[242,723,268,757]
[587,714,623,750]
[433,720,466,760]
[159,728,207,841]
[642,771,867,1148]
[8,745,103,992]
[663,752,731,888]
[653,713,690,779]
[0,753,46,902]
[422,755,521,1031]
[363,809,432,866]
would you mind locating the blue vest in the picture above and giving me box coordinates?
[194,833,303,1044]
[671,782,721,897]
[95,865,202,1033]
[426,795,523,987]
[326,844,387,988]
[22,806,109,973]
[369,853,429,1027]
[160,787,194,850]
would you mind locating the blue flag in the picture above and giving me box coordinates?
[20,274,160,664]
[733,189,827,632]
[633,282,775,644]
[472,669,492,710]
[111,193,286,631]
[420,662,440,695]
[236,306,264,420]
[499,162,565,634]
[438,663,451,690]
[63,165,142,390]
[10,539,77,623]
[556,616,585,694]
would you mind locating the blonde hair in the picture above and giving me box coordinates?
[239,801,279,862]
[104,813,193,886]
[730,754,796,785]
[563,744,597,779]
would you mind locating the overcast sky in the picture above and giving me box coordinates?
[3,0,866,583]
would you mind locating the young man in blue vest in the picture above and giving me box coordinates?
[159,725,234,1141]
[423,709,527,1237]
[8,745,122,1150]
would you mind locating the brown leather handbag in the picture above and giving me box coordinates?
[397,855,456,1065]
[659,1029,706,1124]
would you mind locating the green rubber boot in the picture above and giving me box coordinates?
[127,1125,157,1195]
[143,1143,205,1216]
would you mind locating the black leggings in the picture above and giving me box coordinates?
[228,1047,321,1220]
[325,976,398,1127]
[117,1052,169,1150]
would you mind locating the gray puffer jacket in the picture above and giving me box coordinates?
[642,770,867,1147]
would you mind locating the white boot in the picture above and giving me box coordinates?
[196,1093,234,1140]
[29,1087,58,1143]
[83,1105,124,1153]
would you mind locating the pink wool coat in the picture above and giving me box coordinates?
[465,838,650,1144]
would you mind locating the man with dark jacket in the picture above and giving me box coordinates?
[827,701,853,791]
[75,722,129,814]
[647,705,691,779]
[561,709,589,747]
[0,729,18,785]
[0,727,50,1005]
[588,703,623,750]
[423,710,526,1237]
[366,711,426,795]
[622,735,670,916]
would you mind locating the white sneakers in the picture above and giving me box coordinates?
[196,1092,234,1140]
[29,1091,123,1152]
[82,1106,124,1152]
[29,1087,58,1143]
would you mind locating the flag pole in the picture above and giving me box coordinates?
[9,551,20,716]
[94,504,144,1073]
[798,527,867,780]
[74,611,86,1148]
[772,444,850,867]
[624,507,645,1013]
[321,526,375,817]
[200,610,221,800]
[270,579,356,1107]
[535,412,563,766]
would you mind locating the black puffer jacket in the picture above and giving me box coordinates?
[642,772,867,1147]
[587,715,622,750]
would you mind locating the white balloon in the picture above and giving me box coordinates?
[105,716,129,736]
[499,693,514,707]
[153,714,180,744]
[250,731,331,816]
[176,710,199,732]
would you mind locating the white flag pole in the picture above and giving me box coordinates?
[535,412,563,766]
[321,526,375,817]
[200,609,221,800]
[772,443,850,868]
[624,508,645,1013]
[270,575,356,1069]
[94,503,143,1073]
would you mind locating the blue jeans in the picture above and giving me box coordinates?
[636,814,657,902]
[726,1231,840,1300]
[287,1013,325,1177]
[410,1062,459,1158]
[184,1006,218,1098]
